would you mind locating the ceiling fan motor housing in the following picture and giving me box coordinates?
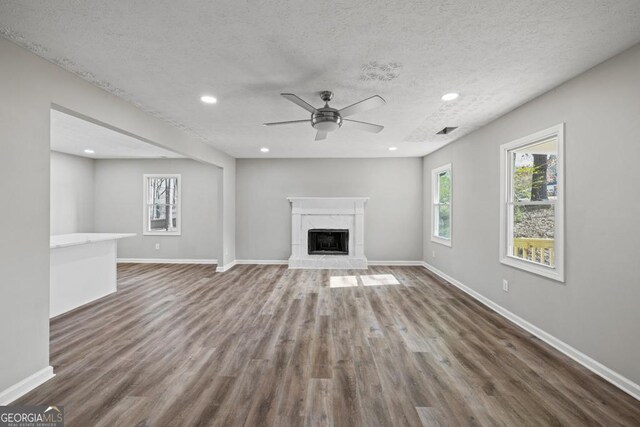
[312,107,342,132]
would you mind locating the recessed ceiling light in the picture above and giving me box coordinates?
[388,146,398,151]
[260,147,270,153]
[84,149,95,154]
[441,92,459,101]
[200,95,217,104]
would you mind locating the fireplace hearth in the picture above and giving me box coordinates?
[308,229,348,255]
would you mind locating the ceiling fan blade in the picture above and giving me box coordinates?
[281,93,317,113]
[338,95,386,118]
[315,130,327,141]
[263,119,310,126]
[343,119,384,133]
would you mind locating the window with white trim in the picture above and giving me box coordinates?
[432,163,452,247]
[500,124,564,281]
[143,174,181,235]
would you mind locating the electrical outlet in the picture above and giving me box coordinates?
[432,250,436,258]
[502,279,509,292]
[155,243,160,250]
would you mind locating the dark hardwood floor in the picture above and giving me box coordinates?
[15,264,640,426]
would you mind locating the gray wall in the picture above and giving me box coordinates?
[237,158,423,261]
[0,38,234,395]
[50,151,95,235]
[423,43,640,384]
[94,159,220,260]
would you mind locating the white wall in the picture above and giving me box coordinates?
[423,43,640,385]
[50,151,95,235]
[94,159,220,261]
[236,158,423,261]
[0,38,235,397]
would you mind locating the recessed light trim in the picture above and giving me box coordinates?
[260,147,270,153]
[84,149,95,154]
[200,95,217,104]
[388,146,398,151]
[441,92,459,101]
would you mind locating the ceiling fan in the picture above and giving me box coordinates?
[264,91,386,141]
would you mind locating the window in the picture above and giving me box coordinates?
[143,174,181,235]
[500,124,564,282]
[432,163,452,246]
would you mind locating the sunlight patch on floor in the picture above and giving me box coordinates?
[329,275,359,288]
[361,274,400,286]
[329,273,401,288]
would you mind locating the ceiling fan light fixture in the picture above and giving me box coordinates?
[313,120,341,132]
[311,108,342,132]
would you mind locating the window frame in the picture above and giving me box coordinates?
[431,163,452,247]
[499,124,564,282]
[143,173,182,236]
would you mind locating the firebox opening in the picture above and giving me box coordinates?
[308,229,349,255]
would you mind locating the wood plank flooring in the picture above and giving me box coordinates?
[14,264,640,426]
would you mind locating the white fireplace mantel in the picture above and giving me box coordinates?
[288,197,369,269]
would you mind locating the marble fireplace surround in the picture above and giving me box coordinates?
[288,197,369,269]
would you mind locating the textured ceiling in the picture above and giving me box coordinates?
[2,1,640,158]
[51,110,184,159]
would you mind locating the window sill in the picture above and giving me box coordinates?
[500,255,564,282]
[143,231,182,236]
[431,236,452,247]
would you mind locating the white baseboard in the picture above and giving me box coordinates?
[235,260,288,265]
[0,366,55,405]
[422,262,640,401]
[117,258,217,265]
[232,260,423,267]
[368,260,425,266]
[216,260,238,272]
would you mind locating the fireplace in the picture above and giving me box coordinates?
[288,197,368,269]
[308,229,349,255]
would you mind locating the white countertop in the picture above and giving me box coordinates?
[50,233,136,249]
